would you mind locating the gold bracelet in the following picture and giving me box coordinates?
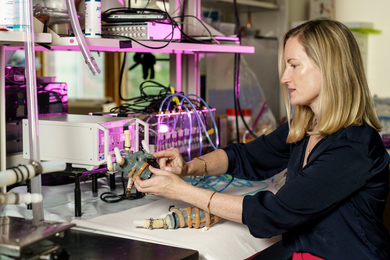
[207,191,218,215]
[194,157,207,179]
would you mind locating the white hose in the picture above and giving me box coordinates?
[41,160,67,174]
[0,193,42,204]
[0,164,35,189]
[107,154,113,172]
[0,161,66,187]
[114,147,124,165]
[142,140,150,153]
[65,0,101,75]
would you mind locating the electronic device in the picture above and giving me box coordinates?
[22,107,217,168]
[92,108,218,159]
[102,22,181,41]
[6,80,68,155]
[102,13,167,23]
[153,108,217,156]
[22,115,149,168]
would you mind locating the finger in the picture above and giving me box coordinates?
[157,157,167,168]
[134,177,147,192]
[135,176,152,191]
[153,148,180,159]
[153,150,172,159]
[149,165,168,176]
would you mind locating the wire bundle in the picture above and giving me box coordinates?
[184,175,268,195]
[101,0,215,49]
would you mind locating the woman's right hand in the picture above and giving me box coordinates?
[153,148,189,177]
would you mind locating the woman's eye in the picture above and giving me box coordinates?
[290,64,297,69]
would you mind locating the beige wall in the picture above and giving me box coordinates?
[334,0,390,98]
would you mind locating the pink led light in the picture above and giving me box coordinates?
[159,124,169,133]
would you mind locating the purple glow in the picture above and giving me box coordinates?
[159,124,169,133]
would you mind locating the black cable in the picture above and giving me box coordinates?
[118,52,128,101]
[232,0,258,141]
[102,5,214,45]
[161,0,211,44]
[172,15,213,37]
[181,0,187,27]
[100,171,145,203]
[116,53,175,113]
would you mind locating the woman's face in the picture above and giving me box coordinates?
[281,37,322,114]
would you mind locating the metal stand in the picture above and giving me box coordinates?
[0,216,75,258]
[110,172,116,191]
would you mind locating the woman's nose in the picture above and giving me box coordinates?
[280,70,290,84]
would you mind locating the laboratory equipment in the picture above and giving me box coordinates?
[6,79,67,155]
[22,115,148,168]
[134,205,220,230]
[154,108,217,158]
[102,21,181,40]
[93,107,217,160]
[108,148,155,198]
[85,0,102,38]
[0,160,74,258]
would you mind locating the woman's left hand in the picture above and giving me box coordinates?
[134,165,191,200]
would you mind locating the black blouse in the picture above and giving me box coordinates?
[223,122,390,259]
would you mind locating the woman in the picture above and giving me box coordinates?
[135,19,390,259]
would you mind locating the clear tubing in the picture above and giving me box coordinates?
[0,46,6,194]
[160,94,219,151]
[65,0,101,75]
[24,0,44,221]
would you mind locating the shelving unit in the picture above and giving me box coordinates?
[0,31,53,193]
[0,9,255,202]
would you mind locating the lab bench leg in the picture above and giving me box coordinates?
[26,179,32,210]
[110,173,116,191]
[74,174,82,217]
[92,173,98,194]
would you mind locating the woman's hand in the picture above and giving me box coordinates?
[134,165,191,200]
[153,148,189,177]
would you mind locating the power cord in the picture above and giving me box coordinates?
[100,171,145,203]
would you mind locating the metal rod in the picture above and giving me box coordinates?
[0,45,6,195]
[74,174,82,217]
[110,173,116,191]
[92,173,98,193]
[24,0,44,221]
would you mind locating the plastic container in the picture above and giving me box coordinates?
[13,0,26,32]
[0,1,14,30]
[85,0,102,38]
[226,108,252,142]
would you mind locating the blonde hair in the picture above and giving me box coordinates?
[279,19,381,143]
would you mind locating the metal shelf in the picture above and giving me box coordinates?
[0,31,52,46]
[5,35,254,54]
[40,37,254,54]
[202,0,278,11]
[2,17,254,54]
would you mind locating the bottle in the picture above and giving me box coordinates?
[13,0,26,32]
[0,0,14,30]
[85,0,101,38]
[226,108,252,143]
